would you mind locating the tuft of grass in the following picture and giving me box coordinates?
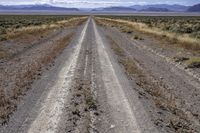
[186,57,200,68]
[173,56,189,62]
[86,95,97,110]
[120,27,133,34]
[0,36,7,41]
[83,83,97,110]
[133,35,143,40]
[72,109,81,117]
[134,35,139,40]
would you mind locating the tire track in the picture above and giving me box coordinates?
[27,18,89,133]
[96,18,200,132]
[56,18,99,133]
[1,17,162,133]
[93,19,158,133]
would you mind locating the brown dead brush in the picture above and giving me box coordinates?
[0,32,74,124]
[0,17,87,124]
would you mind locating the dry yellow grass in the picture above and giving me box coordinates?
[186,57,200,68]
[96,17,200,51]
[5,17,87,40]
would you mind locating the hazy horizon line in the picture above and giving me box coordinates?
[0,3,197,7]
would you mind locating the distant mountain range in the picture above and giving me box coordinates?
[92,4,200,12]
[187,4,200,12]
[92,6,136,12]
[130,4,189,12]
[0,4,79,11]
[0,3,200,12]
[141,7,170,12]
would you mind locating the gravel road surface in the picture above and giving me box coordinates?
[1,17,199,133]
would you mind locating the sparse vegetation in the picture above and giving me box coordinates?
[86,95,97,110]
[0,16,86,60]
[0,32,75,124]
[82,81,97,111]
[95,16,200,51]
[95,16,200,132]
[0,15,86,41]
[108,35,198,132]
[98,16,200,39]
[0,16,87,124]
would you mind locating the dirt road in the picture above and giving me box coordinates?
[0,17,200,133]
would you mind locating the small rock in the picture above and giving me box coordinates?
[94,112,99,116]
[76,93,81,97]
[157,111,162,115]
[110,124,115,129]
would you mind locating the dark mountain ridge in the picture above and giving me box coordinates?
[187,3,200,12]
[92,6,136,12]
[141,7,170,12]
[0,3,199,12]
[91,4,190,12]
[130,4,189,11]
[0,4,79,11]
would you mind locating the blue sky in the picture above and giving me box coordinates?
[0,0,200,8]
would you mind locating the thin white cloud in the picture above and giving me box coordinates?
[49,0,140,8]
[0,0,48,5]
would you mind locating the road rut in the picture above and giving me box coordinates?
[1,17,163,133]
